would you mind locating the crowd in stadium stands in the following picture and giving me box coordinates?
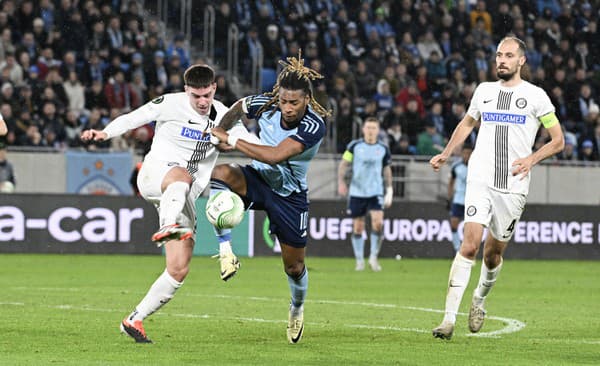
[1,0,599,163]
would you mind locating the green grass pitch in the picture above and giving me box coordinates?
[0,254,598,365]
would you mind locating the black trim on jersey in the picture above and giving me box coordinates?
[186,119,217,181]
[494,125,509,190]
[209,105,217,121]
[496,91,513,110]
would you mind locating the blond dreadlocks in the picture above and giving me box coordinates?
[256,50,331,119]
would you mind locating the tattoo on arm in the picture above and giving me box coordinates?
[220,100,244,131]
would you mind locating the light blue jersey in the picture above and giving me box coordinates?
[451,160,468,205]
[243,94,326,196]
[343,139,391,198]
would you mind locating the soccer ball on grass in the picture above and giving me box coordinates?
[205,190,245,229]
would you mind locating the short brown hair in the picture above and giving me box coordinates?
[183,64,215,88]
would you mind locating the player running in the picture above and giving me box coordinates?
[429,36,564,340]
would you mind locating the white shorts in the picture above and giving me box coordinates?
[464,181,526,241]
[137,156,204,230]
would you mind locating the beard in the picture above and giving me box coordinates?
[497,68,516,81]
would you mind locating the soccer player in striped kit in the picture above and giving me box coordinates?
[81,64,257,343]
[429,36,564,340]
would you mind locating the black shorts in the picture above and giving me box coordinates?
[347,196,383,218]
[241,166,309,248]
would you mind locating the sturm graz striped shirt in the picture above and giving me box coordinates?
[466,80,555,195]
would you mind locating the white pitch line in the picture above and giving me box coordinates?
[6,288,523,338]
[2,300,598,345]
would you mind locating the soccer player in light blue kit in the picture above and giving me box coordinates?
[337,117,393,271]
[209,54,328,344]
[448,144,472,252]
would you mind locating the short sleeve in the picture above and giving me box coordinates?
[289,115,326,149]
[242,94,272,120]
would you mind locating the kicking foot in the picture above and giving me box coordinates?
[151,224,192,247]
[120,318,152,343]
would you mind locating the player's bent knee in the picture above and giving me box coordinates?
[167,264,189,282]
[284,262,305,279]
[459,241,479,258]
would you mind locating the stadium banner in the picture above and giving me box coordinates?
[252,201,600,260]
[0,194,160,254]
[193,197,252,257]
[66,151,133,195]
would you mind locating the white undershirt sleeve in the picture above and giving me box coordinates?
[102,103,160,139]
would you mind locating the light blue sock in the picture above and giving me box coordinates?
[287,266,308,308]
[351,234,364,261]
[370,232,382,259]
[452,231,461,252]
[209,179,232,242]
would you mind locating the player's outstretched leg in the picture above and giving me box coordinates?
[120,269,183,343]
[209,179,241,281]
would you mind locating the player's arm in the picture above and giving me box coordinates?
[512,113,564,179]
[218,98,245,131]
[0,118,7,136]
[337,152,351,196]
[430,114,477,171]
[234,137,304,165]
[81,103,159,141]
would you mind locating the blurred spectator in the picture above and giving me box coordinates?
[0,52,23,85]
[214,74,237,107]
[416,120,445,156]
[0,142,15,193]
[64,109,83,147]
[166,33,190,70]
[334,96,361,153]
[145,50,169,90]
[373,79,394,116]
[85,80,110,113]
[63,71,85,113]
[579,140,598,162]
[105,70,138,112]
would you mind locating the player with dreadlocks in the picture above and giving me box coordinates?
[209,52,328,344]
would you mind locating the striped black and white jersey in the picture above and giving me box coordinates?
[466,80,555,195]
[103,92,230,190]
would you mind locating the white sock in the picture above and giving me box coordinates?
[474,259,503,300]
[159,181,189,227]
[442,253,474,324]
[128,269,183,322]
[219,241,233,255]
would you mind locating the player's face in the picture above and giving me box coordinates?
[362,121,380,143]
[495,40,525,81]
[185,83,216,115]
[279,88,309,125]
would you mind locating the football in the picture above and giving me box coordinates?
[205,190,245,229]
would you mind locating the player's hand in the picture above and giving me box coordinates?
[81,129,108,141]
[215,142,235,152]
[430,153,448,171]
[338,182,348,196]
[209,127,228,145]
[511,157,533,180]
[384,186,393,208]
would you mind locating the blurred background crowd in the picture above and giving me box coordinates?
[0,0,599,163]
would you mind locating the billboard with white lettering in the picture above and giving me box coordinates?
[0,194,160,254]
[252,201,600,260]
